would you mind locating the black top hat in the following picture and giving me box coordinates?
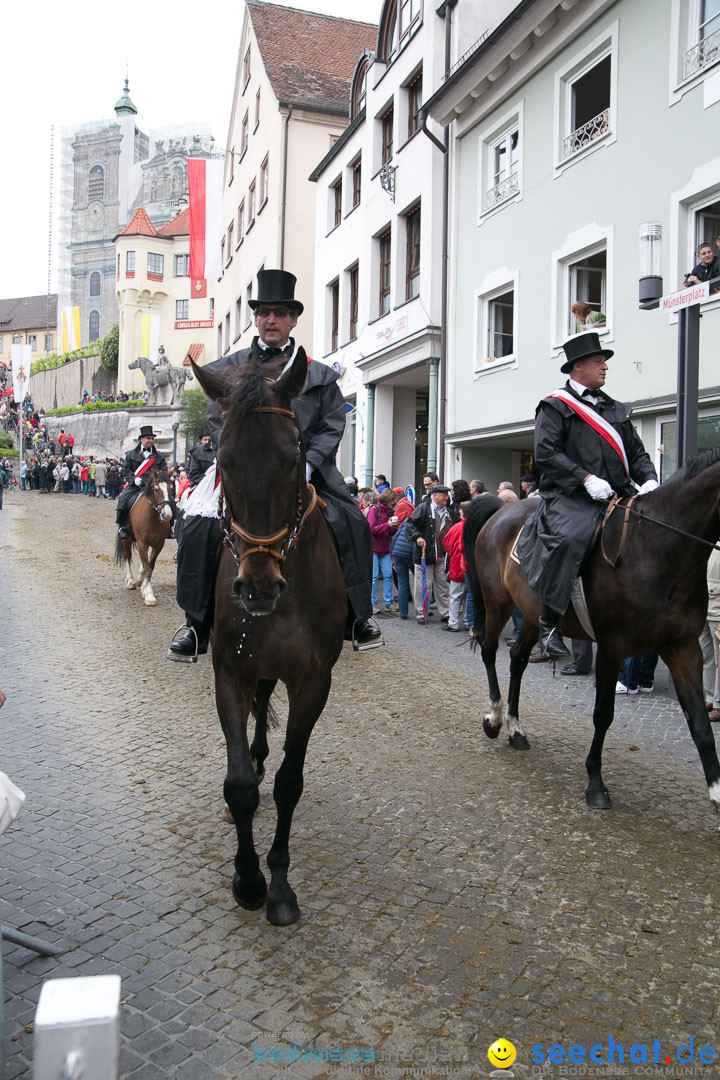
[560,331,614,374]
[138,425,157,439]
[248,270,304,315]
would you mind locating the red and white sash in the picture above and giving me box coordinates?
[134,452,158,480]
[548,389,629,476]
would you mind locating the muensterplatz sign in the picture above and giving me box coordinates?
[660,282,709,312]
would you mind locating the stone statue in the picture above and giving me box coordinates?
[128,355,193,407]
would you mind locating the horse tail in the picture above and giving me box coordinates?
[462,495,504,650]
[114,531,135,565]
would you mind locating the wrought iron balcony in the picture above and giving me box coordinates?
[483,172,519,212]
[561,108,610,161]
[684,26,720,79]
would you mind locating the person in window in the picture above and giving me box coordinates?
[571,301,606,333]
[684,242,720,290]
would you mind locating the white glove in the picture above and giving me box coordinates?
[135,476,143,486]
[583,475,613,501]
[637,479,659,495]
[305,463,312,482]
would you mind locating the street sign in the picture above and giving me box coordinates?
[660,282,709,312]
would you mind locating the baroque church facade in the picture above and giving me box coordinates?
[57,80,218,346]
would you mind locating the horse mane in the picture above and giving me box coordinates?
[682,446,720,480]
[222,355,288,428]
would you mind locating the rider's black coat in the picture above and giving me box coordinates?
[117,444,167,516]
[517,382,657,614]
[187,441,216,486]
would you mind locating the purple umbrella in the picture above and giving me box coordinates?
[421,554,429,624]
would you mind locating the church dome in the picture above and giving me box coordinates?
[114,78,137,116]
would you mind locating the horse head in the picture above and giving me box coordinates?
[128,358,140,370]
[193,349,308,615]
[145,468,175,523]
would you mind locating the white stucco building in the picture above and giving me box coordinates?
[425,0,720,490]
[212,0,376,362]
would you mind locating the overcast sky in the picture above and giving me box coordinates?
[1,0,383,301]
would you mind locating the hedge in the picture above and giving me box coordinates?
[44,400,145,416]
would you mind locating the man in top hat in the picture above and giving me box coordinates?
[517,331,658,658]
[187,426,215,487]
[169,269,379,658]
[116,425,167,539]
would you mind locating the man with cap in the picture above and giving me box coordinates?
[517,331,658,658]
[169,269,379,658]
[405,483,452,623]
[116,425,167,539]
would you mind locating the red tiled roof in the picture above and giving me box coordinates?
[248,1,377,114]
[119,208,157,237]
[157,208,190,238]
[184,343,205,365]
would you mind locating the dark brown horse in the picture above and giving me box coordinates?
[192,348,347,925]
[463,448,720,813]
[114,469,175,606]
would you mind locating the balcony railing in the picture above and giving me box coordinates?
[482,172,519,212]
[684,25,720,79]
[561,108,610,161]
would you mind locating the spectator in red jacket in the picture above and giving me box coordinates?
[442,502,474,633]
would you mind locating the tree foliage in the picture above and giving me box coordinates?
[179,387,208,444]
[99,324,119,375]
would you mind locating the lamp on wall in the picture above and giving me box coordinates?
[638,221,663,309]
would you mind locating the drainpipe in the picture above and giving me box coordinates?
[280,104,293,269]
[419,0,455,482]
[427,358,439,473]
[364,383,376,487]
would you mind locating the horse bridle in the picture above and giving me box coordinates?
[145,474,175,518]
[601,492,720,567]
[218,405,323,567]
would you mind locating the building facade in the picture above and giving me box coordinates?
[58,80,217,349]
[425,0,720,491]
[0,295,57,367]
[115,208,214,397]
[212,0,376,364]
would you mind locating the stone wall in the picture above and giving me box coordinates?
[29,353,116,413]
[42,406,186,460]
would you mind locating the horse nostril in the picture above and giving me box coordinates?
[276,578,287,596]
[232,578,244,597]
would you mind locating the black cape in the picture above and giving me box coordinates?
[516,382,657,613]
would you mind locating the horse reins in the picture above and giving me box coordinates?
[601,492,720,567]
[218,405,324,566]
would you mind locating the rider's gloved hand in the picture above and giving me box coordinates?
[583,475,613,500]
[135,476,143,486]
[637,479,659,494]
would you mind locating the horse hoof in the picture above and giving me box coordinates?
[144,596,157,606]
[125,582,136,590]
[266,895,301,926]
[508,732,530,750]
[483,717,501,739]
[232,871,267,910]
[585,787,612,810]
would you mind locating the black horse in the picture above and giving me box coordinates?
[463,449,720,813]
[192,348,347,925]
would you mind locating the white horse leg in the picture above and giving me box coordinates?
[483,698,504,738]
[124,556,136,589]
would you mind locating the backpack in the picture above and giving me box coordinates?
[391,518,414,561]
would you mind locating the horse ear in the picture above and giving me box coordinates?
[277,347,308,403]
[191,360,231,402]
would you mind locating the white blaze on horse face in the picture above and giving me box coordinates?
[158,483,172,521]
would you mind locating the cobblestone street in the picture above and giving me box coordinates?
[1,489,719,1079]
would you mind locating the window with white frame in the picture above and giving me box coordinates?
[567,249,607,334]
[175,254,189,277]
[176,300,189,321]
[260,157,269,208]
[235,296,242,340]
[478,105,523,220]
[685,0,720,79]
[328,279,339,352]
[245,283,253,328]
[474,270,518,372]
[694,195,720,252]
[555,25,617,172]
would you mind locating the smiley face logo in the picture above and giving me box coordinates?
[487,1039,517,1069]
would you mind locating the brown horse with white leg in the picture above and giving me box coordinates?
[191,347,347,926]
[114,469,175,606]
[463,448,720,814]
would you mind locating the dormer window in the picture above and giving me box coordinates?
[351,52,372,119]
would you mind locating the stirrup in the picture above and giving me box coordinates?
[167,624,199,664]
[351,617,386,653]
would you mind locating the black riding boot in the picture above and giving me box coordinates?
[168,616,210,660]
[537,606,570,659]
